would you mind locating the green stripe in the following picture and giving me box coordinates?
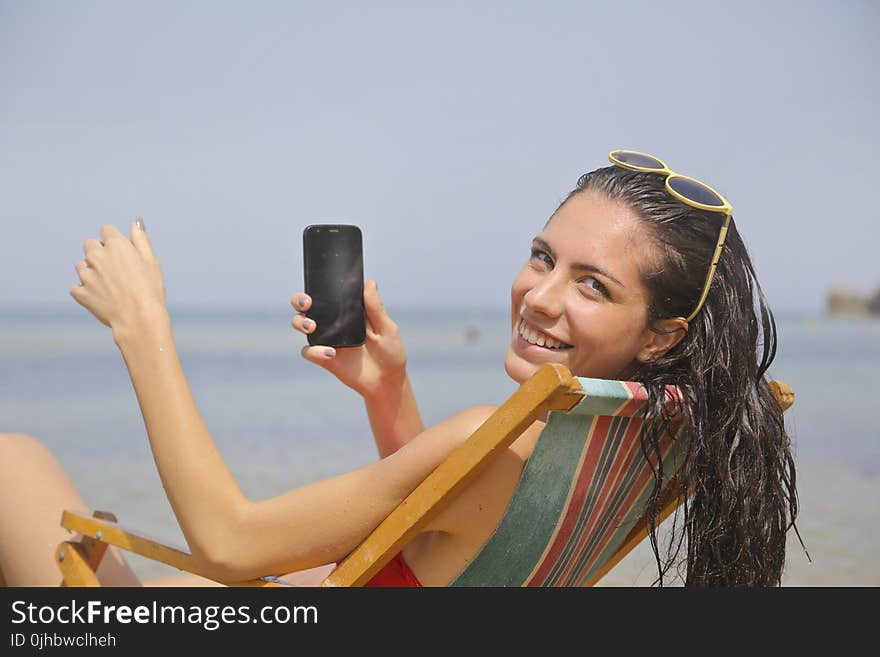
[568,378,644,417]
[451,411,592,586]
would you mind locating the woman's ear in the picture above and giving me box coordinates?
[636,317,689,363]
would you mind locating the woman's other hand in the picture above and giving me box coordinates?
[70,219,167,339]
[291,279,407,401]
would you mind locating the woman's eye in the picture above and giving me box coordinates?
[530,248,553,269]
[579,276,609,299]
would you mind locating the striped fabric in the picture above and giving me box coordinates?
[451,378,687,587]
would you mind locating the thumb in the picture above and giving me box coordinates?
[130,217,156,260]
[363,280,395,334]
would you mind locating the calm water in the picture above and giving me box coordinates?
[1,308,877,586]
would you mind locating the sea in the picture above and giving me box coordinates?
[1,307,877,586]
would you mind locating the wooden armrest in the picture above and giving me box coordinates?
[58,510,286,587]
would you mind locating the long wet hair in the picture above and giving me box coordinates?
[566,165,800,586]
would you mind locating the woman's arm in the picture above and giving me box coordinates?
[293,281,425,457]
[70,222,480,581]
[119,311,482,580]
[363,372,424,458]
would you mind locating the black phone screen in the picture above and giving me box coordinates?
[303,224,366,348]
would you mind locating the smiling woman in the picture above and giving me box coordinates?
[505,191,688,386]
[0,151,799,587]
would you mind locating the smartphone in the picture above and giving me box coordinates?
[302,224,366,348]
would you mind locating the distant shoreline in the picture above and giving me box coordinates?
[826,287,880,317]
[0,304,844,323]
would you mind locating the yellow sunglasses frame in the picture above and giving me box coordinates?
[608,149,733,323]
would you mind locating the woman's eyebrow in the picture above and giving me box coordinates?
[532,237,625,288]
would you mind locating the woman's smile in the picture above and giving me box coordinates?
[513,318,572,352]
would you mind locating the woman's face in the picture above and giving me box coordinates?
[505,189,660,384]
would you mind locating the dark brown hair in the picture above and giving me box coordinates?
[566,165,801,586]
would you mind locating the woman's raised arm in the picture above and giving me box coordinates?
[70,221,483,582]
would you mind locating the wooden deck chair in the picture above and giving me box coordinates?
[56,363,794,587]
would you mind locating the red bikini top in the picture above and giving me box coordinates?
[363,551,422,587]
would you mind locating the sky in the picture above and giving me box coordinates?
[1,0,877,314]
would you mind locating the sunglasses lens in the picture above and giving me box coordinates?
[611,151,665,170]
[668,176,725,208]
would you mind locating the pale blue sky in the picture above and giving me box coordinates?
[2,0,877,313]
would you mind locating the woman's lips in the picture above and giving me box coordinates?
[515,319,572,351]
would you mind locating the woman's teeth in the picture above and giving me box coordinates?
[518,320,569,349]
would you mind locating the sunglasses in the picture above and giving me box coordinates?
[609,149,733,323]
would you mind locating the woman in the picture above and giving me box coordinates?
[0,151,800,587]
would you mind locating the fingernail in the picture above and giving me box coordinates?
[135,217,146,231]
[297,297,306,308]
[324,348,336,357]
[303,319,314,331]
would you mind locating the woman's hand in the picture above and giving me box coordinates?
[291,280,407,401]
[292,280,424,457]
[69,219,167,339]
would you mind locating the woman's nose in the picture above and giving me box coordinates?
[523,271,565,318]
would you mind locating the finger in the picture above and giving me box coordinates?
[300,345,337,364]
[365,316,379,341]
[100,224,126,244]
[130,217,156,260]
[363,280,396,334]
[69,285,110,327]
[291,314,316,335]
[74,259,90,285]
[70,285,89,312]
[290,293,312,311]
[82,238,103,258]
[69,283,93,313]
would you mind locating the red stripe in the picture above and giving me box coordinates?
[553,414,645,584]
[525,415,609,585]
[619,381,648,417]
[618,382,682,418]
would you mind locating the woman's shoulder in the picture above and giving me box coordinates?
[409,404,535,581]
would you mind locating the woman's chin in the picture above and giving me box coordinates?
[504,350,542,385]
